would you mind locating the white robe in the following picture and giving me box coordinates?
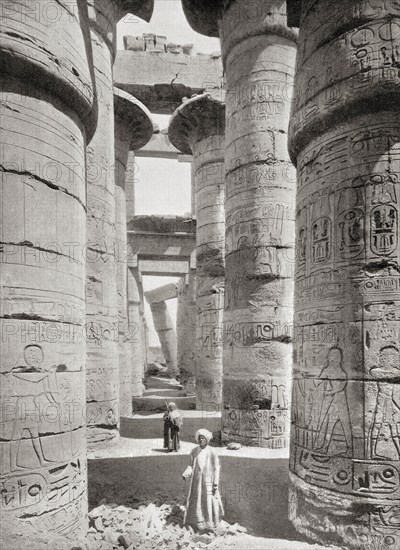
[183,445,224,530]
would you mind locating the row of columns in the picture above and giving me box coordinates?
[178,0,400,549]
[0,0,154,542]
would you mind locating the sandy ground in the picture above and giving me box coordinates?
[1,377,342,550]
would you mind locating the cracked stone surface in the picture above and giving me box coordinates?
[220,0,297,447]
[0,0,96,542]
[288,1,400,549]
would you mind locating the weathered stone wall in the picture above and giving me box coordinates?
[220,0,297,447]
[0,0,96,541]
[114,37,223,113]
[287,1,400,549]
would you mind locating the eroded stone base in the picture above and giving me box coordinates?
[289,473,400,550]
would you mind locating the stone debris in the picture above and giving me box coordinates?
[226,442,242,450]
[86,501,250,550]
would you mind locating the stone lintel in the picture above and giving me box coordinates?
[113,50,223,114]
[145,283,178,304]
[114,87,153,150]
[128,233,196,259]
[168,94,225,155]
[286,0,302,27]
[128,215,196,234]
[139,259,190,276]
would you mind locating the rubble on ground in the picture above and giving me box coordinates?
[87,500,247,550]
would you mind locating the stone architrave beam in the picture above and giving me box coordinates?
[114,40,223,113]
[85,0,153,447]
[169,94,225,410]
[0,1,96,542]
[114,87,153,416]
[180,0,297,446]
[287,3,400,549]
[144,284,178,304]
[139,259,190,276]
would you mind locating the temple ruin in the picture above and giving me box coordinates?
[0,1,399,549]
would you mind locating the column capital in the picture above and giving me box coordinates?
[88,0,154,56]
[181,0,222,37]
[168,94,225,155]
[114,87,154,151]
[182,1,297,66]
[0,0,97,141]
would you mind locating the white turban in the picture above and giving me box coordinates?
[195,429,213,443]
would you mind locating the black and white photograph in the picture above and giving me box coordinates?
[0,1,399,549]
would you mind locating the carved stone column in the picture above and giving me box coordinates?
[85,0,153,445]
[127,267,144,398]
[181,0,297,443]
[0,1,96,541]
[169,94,225,409]
[114,88,152,416]
[177,271,197,395]
[149,301,178,378]
[286,2,400,549]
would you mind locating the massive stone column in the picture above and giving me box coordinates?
[149,301,178,378]
[85,0,153,444]
[181,0,297,444]
[287,2,400,549]
[169,94,225,409]
[0,1,96,542]
[127,267,145,397]
[177,271,197,395]
[114,88,153,416]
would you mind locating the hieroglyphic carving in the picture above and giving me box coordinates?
[289,2,400,547]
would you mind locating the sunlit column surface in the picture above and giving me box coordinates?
[0,0,96,541]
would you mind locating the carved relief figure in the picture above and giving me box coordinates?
[369,346,400,460]
[313,347,353,456]
[9,345,61,471]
